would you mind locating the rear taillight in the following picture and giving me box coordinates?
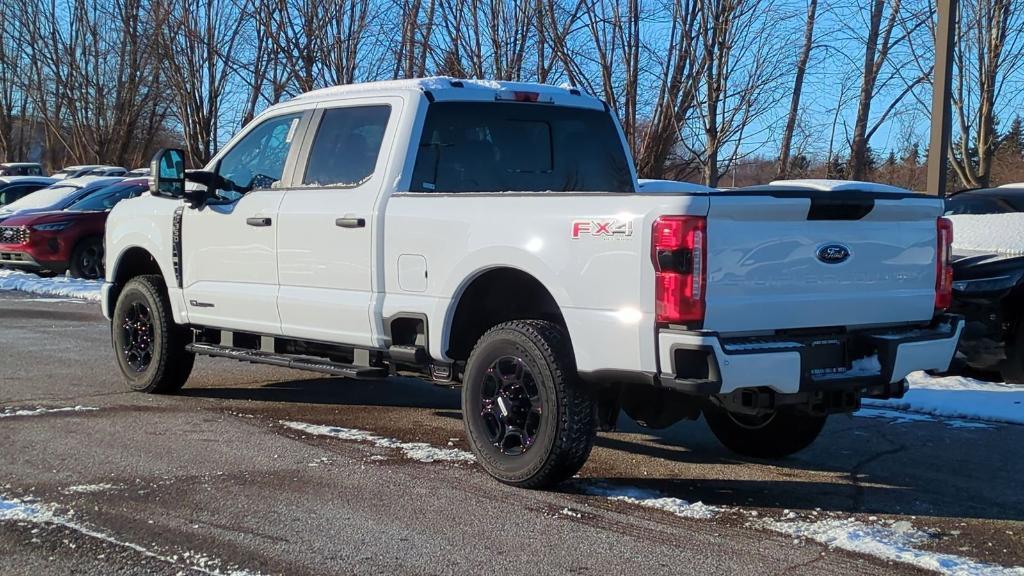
[936,217,954,310]
[652,216,706,325]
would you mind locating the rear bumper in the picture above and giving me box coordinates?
[657,315,964,397]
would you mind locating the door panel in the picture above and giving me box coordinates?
[277,100,399,346]
[182,192,284,333]
[181,110,306,334]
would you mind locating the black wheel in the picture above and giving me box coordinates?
[112,275,194,393]
[69,237,104,279]
[1001,319,1024,384]
[462,320,595,488]
[703,403,826,459]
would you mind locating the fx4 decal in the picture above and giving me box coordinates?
[571,219,634,239]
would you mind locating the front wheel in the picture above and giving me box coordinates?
[703,403,826,459]
[111,275,194,393]
[69,237,104,279]
[462,320,595,489]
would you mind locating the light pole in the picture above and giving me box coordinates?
[927,0,958,196]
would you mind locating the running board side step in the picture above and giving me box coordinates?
[185,343,388,379]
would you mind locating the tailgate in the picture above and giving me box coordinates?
[704,192,943,334]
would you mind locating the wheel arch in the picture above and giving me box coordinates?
[442,266,568,363]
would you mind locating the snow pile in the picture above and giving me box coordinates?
[0,405,98,418]
[61,483,123,494]
[855,407,995,429]
[581,483,719,520]
[281,421,476,463]
[764,516,1024,576]
[0,270,101,301]
[0,495,262,576]
[947,213,1024,255]
[863,373,1024,426]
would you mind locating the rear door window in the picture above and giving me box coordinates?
[302,106,391,187]
[410,102,634,193]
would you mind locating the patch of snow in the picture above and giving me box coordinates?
[580,483,719,520]
[854,407,994,429]
[947,214,1024,256]
[0,406,98,419]
[281,421,476,463]
[559,507,582,518]
[0,270,102,301]
[62,483,123,494]
[0,495,262,576]
[863,372,1024,426]
[763,516,1024,576]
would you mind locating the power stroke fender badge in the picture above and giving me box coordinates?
[571,219,634,239]
[816,243,851,264]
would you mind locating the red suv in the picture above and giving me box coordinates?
[0,178,149,278]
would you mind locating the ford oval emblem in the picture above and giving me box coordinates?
[817,244,851,264]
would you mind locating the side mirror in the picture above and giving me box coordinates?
[150,148,186,198]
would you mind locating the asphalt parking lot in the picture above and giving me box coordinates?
[1,292,1022,575]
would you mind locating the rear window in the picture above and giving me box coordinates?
[410,102,634,193]
[2,185,78,211]
[67,182,145,211]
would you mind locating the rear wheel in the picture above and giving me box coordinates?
[112,275,194,393]
[703,403,826,459]
[69,237,104,279]
[462,320,595,488]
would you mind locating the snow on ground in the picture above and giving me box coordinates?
[763,516,1024,576]
[61,483,123,494]
[579,483,720,519]
[0,269,101,301]
[855,407,996,429]
[0,495,262,576]
[0,406,98,419]
[861,373,1024,426]
[947,213,1024,255]
[281,421,476,463]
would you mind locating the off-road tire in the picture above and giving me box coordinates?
[703,403,826,459]
[112,274,194,393]
[68,237,104,279]
[462,320,595,489]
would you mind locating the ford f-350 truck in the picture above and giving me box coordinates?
[103,78,962,488]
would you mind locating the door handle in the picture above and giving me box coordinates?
[246,217,272,227]
[335,217,366,228]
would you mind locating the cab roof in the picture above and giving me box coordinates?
[286,77,603,110]
[0,162,41,167]
[0,176,56,184]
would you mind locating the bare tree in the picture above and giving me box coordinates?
[778,0,817,179]
[846,0,930,180]
[154,0,246,165]
[948,0,1024,188]
[686,0,788,187]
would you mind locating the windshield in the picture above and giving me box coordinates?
[1,185,78,211]
[410,102,634,193]
[67,182,142,211]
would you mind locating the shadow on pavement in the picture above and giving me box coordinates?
[180,374,1024,522]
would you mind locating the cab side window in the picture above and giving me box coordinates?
[215,112,302,201]
[302,106,391,188]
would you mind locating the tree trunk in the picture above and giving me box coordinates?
[778,0,817,179]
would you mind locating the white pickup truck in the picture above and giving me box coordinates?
[103,78,962,488]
